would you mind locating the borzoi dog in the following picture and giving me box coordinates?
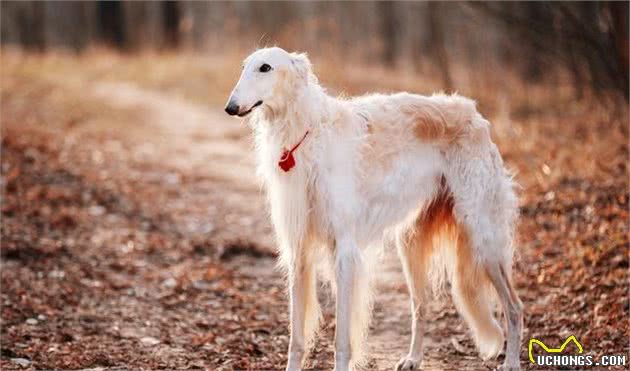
[225,47,523,371]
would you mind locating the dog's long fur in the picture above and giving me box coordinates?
[226,47,523,371]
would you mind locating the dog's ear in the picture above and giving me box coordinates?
[290,52,312,84]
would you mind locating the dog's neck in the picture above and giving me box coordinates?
[255,81,332,145]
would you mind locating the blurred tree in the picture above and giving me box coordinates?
[1,1,627,98]
[473,2,629,98]
[162,1,181,48]
[44,2,96,51]
[97,1,126,48]
[379,1,398,66]
[609,1,629,95]
[426,2,452,91]
[1,1,46,51]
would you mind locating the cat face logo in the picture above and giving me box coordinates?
[528,335,583,364]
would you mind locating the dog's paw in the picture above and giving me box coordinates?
[496,363,520,371]
[395,356,421,371]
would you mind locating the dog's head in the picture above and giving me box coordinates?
[225,47,312,117]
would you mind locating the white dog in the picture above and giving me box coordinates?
[225,47,523,371]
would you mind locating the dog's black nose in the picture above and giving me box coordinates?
[225,102,239,116]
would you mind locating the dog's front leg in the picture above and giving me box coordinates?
[286,248,319,371]
[286,264,307,371]
[334,234,361,371]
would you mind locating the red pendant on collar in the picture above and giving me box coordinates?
[278,130,310,172]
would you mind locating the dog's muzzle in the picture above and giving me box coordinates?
[225,100,263,117]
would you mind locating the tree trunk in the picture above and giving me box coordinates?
[162,0,180,49]
[379,1,398,67]
[609,1,629,98]
[97,0,126,48]
[426,2,452,90]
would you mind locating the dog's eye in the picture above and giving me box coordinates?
[259,63,272,73]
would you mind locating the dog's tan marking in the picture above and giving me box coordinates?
[401,97,478,143]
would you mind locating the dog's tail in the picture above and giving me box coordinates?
[407,187,505,360]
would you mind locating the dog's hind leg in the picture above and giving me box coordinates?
[447,179,522,369]
[449,204,522,370]
[451,231,505,361]
[394,220,431,371]
[484,261,523,371]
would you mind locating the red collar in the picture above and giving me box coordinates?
[278,130,310,172]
